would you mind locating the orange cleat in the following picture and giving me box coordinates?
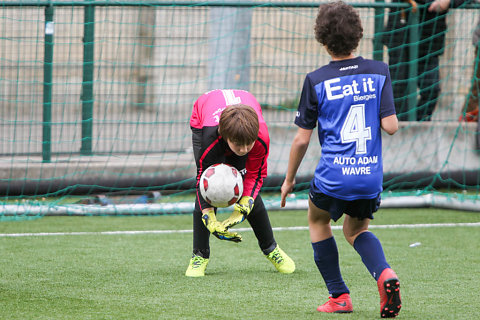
[377,268,402,318]
[316,293,353,313]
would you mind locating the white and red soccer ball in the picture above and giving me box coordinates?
[199,163,243,208]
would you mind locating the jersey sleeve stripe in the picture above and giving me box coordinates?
[196,136,222,186]
[249,137,268,198]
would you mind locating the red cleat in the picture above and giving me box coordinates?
[316,293,353,313]
[377,268,402,318]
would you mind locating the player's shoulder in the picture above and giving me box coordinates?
[306,63,330,78]
[194,90,215,105]
[304,64,334,86]
[305,56,388,84]
[232,89,259,103]
[358,57,389,74]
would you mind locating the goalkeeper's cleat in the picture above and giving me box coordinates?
[377,268,401,318]
[266,245,295,274]
[316,293,353,313]
[185,254,209,277]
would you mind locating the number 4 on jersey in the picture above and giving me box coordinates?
[340,104,371,154]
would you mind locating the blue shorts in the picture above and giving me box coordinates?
[309,179,380,222]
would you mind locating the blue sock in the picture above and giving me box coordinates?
[312,237,349,298]
[353,231,390,281]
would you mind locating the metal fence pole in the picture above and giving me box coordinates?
[407,11,419,121]
[373,0,384,62]
[81,4,95,155]
[42,4,54,162]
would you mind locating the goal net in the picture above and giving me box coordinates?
[0,1,478,219]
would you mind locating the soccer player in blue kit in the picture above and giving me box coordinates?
[280,1,401,318]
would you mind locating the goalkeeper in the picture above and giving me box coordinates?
[186,89,295,277]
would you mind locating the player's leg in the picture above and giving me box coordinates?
[463,47,480,115]
[185,198,211,277]
[246,195,295,273]
[186,129,212,276]
[472,47,480,118]
[417,55,440,121]
[344,199,401,318]
[308,197,352,313]
[470,48,480,149]
[461,47,480,124]
[343,215,391,278]
[387,44,410,121]
[477,112,480,151]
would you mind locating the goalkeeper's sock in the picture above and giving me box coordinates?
[193,248,210,259]
[353,231,390,281]
[261,242,277,256]
[312,237,349,298]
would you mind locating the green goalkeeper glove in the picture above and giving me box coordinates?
[222,196,254,229]
[201,208,242,242]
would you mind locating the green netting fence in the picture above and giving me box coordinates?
[0,1,479,218]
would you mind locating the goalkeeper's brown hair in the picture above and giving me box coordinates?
[314,1,363,57]
[219,104,259,146]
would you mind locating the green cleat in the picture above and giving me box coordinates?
[185,254,209,277]
[266,245,295,274]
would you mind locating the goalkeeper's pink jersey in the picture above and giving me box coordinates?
[190,89,269,205]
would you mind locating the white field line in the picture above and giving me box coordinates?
[0,222,479,238]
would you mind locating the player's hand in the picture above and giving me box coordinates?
[406,0,417,13]
[428,0,449,13]
[222,196,254,229]
[280,178,295,208]
[201,208,242,242]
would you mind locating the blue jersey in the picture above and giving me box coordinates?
[295,56,396,200]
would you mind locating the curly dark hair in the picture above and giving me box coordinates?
[314,1,363,57]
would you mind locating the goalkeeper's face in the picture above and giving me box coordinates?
[227,139,255,157]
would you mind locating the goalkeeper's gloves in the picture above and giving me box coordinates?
[201,208,242,242]
[222,196,254,230]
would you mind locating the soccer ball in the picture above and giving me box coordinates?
[199,163,243,208]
